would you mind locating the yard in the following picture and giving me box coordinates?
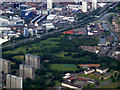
[77,73,100,81]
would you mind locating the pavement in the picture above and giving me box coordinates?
[95,80,112,88]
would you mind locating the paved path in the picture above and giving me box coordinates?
[95,80,112,88]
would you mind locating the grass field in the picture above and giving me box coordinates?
[3,38,60,55]
[50,64,79,71]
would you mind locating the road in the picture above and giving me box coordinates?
[1,2,119,49]
[106,22,120,57]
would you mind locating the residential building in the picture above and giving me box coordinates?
[19,64,35,80]
[62,81,82,90]
[84,69,95,75]
[96,68,109,74]
[112,17,120,33]
[25,54,40,69]
[6,74,22,89]
[0,58,11,74]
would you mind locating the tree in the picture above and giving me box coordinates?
[112,76,116,82]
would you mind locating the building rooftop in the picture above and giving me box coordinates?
[100,37,106,44]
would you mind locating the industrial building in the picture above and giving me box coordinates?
[6,74,22,89]
[0,58,11,74]
[25,54,40,69]
[19,4,30,10]
[67,4,81,11]
[19,64,35,80]
[0,16,24,26]
[21,10,33,20]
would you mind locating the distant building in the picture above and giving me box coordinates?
[106,35,114,45]
[29,28,36,36]
[96,68,109,74]
[84,69,95,75]
[92,0,97,10]
[62,81,82,90]
[80,64,100,68]
[47,0,52,9]
[19,4,29,10]
[25,54,40,69]
[98,37,108,46]
[21,10,33,20]
[0,58,11,74]
[24,28,29,37]
[82,0,87,12]
[19,64,35,80]
[112,17,120,33]
[67,4,81,11]
[0,31,2,38]
[0,16,24,26]
[6,74,22,89]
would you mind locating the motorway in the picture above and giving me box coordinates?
[1,2,119,50]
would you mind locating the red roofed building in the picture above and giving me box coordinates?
[80,64,100,68]
[62,29,74,34]
[68,77,88,82]
[77,32,84,34]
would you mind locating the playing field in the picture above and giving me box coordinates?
[50,64,79,71]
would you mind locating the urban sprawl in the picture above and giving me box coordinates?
[0,0,120,89]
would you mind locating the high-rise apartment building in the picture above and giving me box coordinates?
[47,0,53,9]
[19,64,35,80]
[0,58,11,74]
[25,54,40,69]
[92,0,97,10]
[6,74,22,89]
[82,0,87,12]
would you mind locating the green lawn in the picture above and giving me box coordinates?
[77,73,113,83]
[3,38,60,55]
[55,51,79,60]
[12,55,24,61]
[77,73,100,81]
[55,51,68,57]
[50,64,79,71]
